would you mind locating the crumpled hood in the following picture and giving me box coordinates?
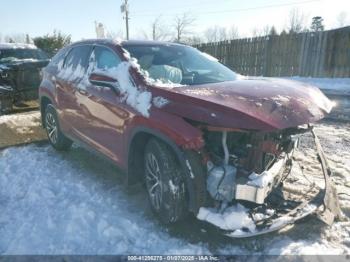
[158,78,333,131]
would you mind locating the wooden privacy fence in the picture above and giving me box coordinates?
[194,26,350,77]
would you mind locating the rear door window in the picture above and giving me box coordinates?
[64,45,92,71]
[60,45,92,82]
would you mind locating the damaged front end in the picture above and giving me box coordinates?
[195,125,341,238]
[0,58,49,113]
[0,84,14,113]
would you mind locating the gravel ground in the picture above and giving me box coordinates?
[0,111,46,149]
[0,117,349,255]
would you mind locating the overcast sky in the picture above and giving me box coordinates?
[0,0,349,41]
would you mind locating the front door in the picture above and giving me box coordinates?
[78,45,131,164]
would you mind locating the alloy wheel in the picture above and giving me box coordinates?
[45,112,58,144]
[145,152,163,210]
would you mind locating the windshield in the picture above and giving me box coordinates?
[0,48,48,63]
[123,44,238,85]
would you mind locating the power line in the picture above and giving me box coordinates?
[132,0,321,17]
[132,0,224,14]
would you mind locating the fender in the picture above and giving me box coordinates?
[126,114,207,213]
[39,88,56,128]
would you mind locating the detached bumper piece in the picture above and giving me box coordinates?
[198,128,341,238]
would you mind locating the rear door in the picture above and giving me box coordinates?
[55,45,93,138]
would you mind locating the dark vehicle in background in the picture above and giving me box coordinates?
[39,39,340,238]
[0,43,49,113]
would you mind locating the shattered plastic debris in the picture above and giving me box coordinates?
[168,180,178,195]
[197,204,256,233]
[252,209,275,222]
[247,171,273,188]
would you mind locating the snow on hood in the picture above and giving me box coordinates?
[0,43,37,49]
[0,64,10,71]
[3,58,40,63]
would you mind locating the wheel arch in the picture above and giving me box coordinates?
[40,95,53,128]
[127,127,207,214]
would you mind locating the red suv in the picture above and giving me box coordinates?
[39,39,339,237]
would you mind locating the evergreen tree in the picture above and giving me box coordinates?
[33,30,71,57]
[280,30,288,35]
[25,34,31,44]
[269,26,278,36]
[310,16,324,32]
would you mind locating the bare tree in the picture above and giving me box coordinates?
[227,25,239,40]
[251,27,261,37]
[173,12,196,42]
[204,25,239,43]
[204,26,227,42]
[337,12,348,27]
[150,16,170,41]
[4,33,27,43]
[251,25,272,37]
[185,36,203,45]
[286,8,307,33]
[106,30,124,40]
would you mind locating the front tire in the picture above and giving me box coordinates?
[44,105,72,151]
[144,138,188,224]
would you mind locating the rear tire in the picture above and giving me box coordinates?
[144,138,188,224]
[44,105,72,151]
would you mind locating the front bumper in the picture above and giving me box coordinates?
[198,128,341,238]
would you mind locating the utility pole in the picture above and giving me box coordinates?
[121,0,130,40]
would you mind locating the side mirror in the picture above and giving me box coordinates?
[89,72,120,95]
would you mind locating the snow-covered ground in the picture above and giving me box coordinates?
[285,77,350,121]
[286,77,350,95]
[1,120,350,255]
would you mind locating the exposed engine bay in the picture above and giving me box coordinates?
[196,125,342,238]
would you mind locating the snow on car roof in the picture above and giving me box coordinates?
[121,40,184,47]
[0,43,37,50]
[70,38,184,48]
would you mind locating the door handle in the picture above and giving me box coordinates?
[78,88,88,96]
